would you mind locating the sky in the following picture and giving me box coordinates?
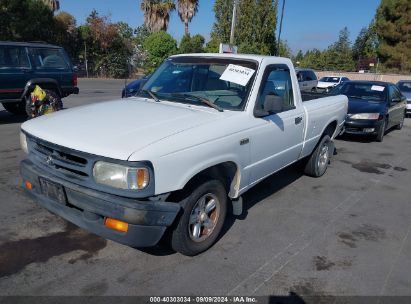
[60,0,381,54]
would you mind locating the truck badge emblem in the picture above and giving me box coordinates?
[46,155,54,166]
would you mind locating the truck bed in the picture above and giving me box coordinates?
[301,91,330,102]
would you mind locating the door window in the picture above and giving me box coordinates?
[389,85,402,103]
[257,65,295,113]
[30,48,68,70]
[305,71,316,81]
[0,46,30,69]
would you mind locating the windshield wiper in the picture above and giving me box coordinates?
[141,89,160,102]
[171,93,223,112]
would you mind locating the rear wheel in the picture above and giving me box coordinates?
[395,112,405,130]
[2,101,27,116]
[304,135,332,177]
[171,179,227,256]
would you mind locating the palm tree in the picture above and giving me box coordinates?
[177,0,199,35]
[40,0,60,12]
[140,0,175,33]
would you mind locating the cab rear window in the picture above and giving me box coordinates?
[0,46,30,69]
[30,48,69,70]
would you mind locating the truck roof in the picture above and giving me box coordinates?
[171,53,292,64]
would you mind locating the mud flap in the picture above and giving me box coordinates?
[232,196,243,216]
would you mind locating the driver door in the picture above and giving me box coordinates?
[249,65,305,184]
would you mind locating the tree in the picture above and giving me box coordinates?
[143,31,178,73]
[210,0,234,46]
[293,50,304,66]
[140,0,175,33]
[210,0,277,55]
[0,0,56,42]
[375,0,411,72]
[177,0,199,35]
[54,12,79,59]
[278,40,292,58]
[40,0,60,12]
[117,22,134,40]
[324,27,355,71]
[179,34,205,53]
[79,11,133,78]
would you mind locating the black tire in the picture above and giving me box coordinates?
[2,101,27,116]
[171,179,227,256]
[395,112,405,130]
[24,94,33,118]
[375,119,386,142]
[304,135,332,177]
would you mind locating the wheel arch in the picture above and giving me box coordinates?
[322,120,338,138]
[21,78,62,98]
[168,161,241,202]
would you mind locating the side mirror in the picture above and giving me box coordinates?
[391,97,401,104]
[73,65,78,72]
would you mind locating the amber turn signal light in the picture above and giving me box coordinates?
[25,181,33,190]
[104,218,128,233]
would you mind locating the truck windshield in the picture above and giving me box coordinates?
[138,57,258,111]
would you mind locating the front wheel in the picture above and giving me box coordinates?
[304,135,332,177]
[171,179,227,256]
[375,119,386,142]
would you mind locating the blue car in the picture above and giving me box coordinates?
[121,75,150,98]
[330,81,407,142]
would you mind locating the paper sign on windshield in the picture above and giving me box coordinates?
[371,85,385,92]
[220,64,255,86]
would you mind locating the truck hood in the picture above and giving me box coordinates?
[21,98,224,160]
[317,81,337,88]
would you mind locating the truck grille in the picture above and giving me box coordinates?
[28,135,92,181]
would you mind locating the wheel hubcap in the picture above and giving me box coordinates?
[188,193,220,242]
[318,143,329,171]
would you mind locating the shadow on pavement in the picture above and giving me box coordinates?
[217,161,304,246]
[337,127,397,144]
[139,162,305,257]
[0,110,27,125]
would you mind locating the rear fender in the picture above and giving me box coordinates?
[21,79,62,98]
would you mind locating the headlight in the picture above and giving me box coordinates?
[93,161,149,190]
[349,113,380,120]
[20,131,28,154]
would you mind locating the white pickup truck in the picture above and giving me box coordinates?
[20,54,347,255]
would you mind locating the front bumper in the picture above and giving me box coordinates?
[344,118,383,135]
[406,103,411,114]
[20,159,180,247]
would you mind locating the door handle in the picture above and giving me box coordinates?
[295,117,303,124]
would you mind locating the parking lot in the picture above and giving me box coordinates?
[0,79,410,298]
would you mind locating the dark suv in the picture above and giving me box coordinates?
[0,41,79,115]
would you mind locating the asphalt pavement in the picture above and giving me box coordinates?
[0,79,410,299]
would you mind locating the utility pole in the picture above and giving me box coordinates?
[277,0,286,56]
[84,42,89,78]
[230,0,239,45]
